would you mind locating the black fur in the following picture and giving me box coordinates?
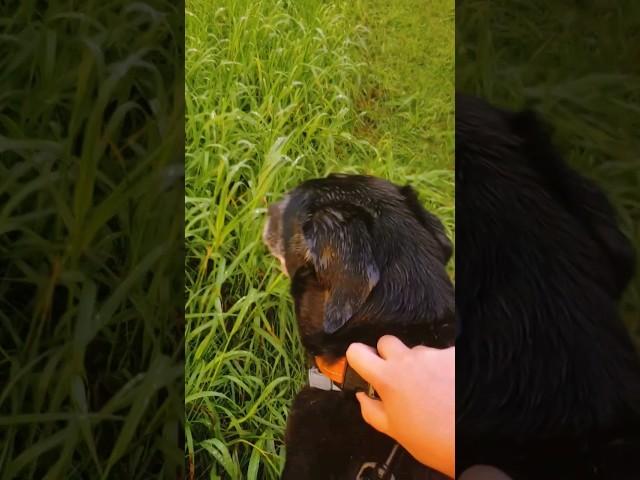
[455,94,640,479]
[264,174,455,479]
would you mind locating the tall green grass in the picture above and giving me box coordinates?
[1,1,184,478]
[457,0,640,343]
[185,0,454,478]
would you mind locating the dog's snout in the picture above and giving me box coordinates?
[267,202,280,217]
[263,202,281,245]
[262,216,271,245]
[263,196,292,276]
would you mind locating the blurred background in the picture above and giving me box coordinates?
[0,1,184,478]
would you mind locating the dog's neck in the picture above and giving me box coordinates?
[300,305,456,360]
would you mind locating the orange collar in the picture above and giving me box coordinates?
[313,355,376,397]
[314,355,348,384]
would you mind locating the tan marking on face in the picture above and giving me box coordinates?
[320,245,336,268]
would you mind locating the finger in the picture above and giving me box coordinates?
[355,392,390,435]
[346,343,386,384]
[376,335,409,360]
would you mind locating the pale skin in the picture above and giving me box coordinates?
[346,336,455,478]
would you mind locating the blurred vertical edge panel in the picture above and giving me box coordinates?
[456,0,640,326]
[456,0,640,478]
[0,1,185,479]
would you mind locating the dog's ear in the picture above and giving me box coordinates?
[303,207,380,333]
[399,185,453,263]
[512,110,636,297]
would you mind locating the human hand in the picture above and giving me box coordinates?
[346,336,455,478]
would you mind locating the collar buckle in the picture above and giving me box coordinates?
[311,355,377,397]
[308,366,342,391]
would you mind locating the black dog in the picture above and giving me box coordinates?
[263,174,455,479]
[456,94,640,479]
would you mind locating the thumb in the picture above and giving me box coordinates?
[355,392,390,435]
[346,343,386,387]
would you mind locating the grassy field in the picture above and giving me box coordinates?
[184,0,454,478]
[456,0,640,343]
[1,1,184,479]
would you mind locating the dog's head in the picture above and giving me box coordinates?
[263,174,454,353]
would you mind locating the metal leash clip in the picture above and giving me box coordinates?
[356,444,400,480]
[356,462,396,480]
